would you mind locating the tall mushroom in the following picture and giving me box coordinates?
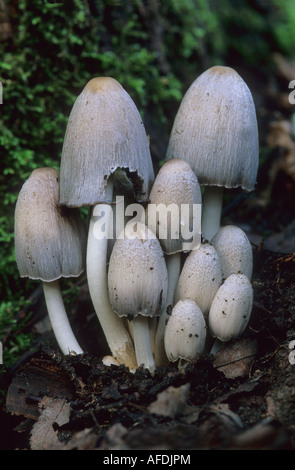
[59,77,154,369]
[108,222,168,373]
[14,168,86,355]
[147,158,202,365]
[167,66,259,241]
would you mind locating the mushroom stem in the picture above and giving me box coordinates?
[210,338,225,356]
[43,280,83,355]
[201,186,224,242]
[132,315,156,374]
[154,252,181,365]
[86,178,137,370]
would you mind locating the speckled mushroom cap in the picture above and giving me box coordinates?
[15,167,87,282]
[164,298,207,363]
[59,77,154,207]
[208,273,253,342]
[167,66,259,191]
[108,222,168,319]
[211,225,253,280]
[148,159,202,254]
[175,243,223,317]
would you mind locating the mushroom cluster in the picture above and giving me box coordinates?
[14,66,258,373]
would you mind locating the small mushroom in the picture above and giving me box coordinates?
[14,168,86,355]
[108,222,168,373]
[59,77,154,369]
[164,298,207,367]
[167,66,259,241]
[175,243,223,319]
[208,273,253,354]
[147,158,202,365]
[211,225,253,280]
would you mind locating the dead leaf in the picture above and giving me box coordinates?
[148,383,190,419]
[99,423,130,450]
[231,417,290,450]
[195,403,244,449]
[30,397,70,450]
[213,338,258,379]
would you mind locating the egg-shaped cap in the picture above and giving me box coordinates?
[211,225,253,280]
[108,222,168,319]
[148,159,202,254]
[175,243,223,317]
[164,298,206,363]
[167,66,259,191]
[15,167,87,282]
[208,273,253,342]
[59,77,154,207]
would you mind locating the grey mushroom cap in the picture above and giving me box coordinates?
[208,273,253,342]
[175,243,223,317]
[59,77,154,207]
[167,66,259,191]
[211,225,253,280]
[148,158,202,254]
[108,222,168,319]
[15,167,87,282]
[164,298,207,363]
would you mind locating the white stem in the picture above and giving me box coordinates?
[149,316,158,356]
[210,338,225,356]
[201,186,224,242]
[154,252,181,366]
[132,315,156,374]
[86,179,137,370]
[43,280,83,355]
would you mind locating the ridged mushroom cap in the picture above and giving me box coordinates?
[211,225,253,280]
[164,298,207,363]
[148,159,202,254]
[59,77,154,207]
[108,222,168,319]
[208,273,253,342]
[167,66,259,191]
[175,243,223,317]
[14,167,86,282]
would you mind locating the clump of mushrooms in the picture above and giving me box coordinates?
[164,298,207,368]
[147,158,202,365]
[166,66,259,242]
[59,77,154,369]
[14,167,86,355]
[13,68,259,374]
[108,222,168,374]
